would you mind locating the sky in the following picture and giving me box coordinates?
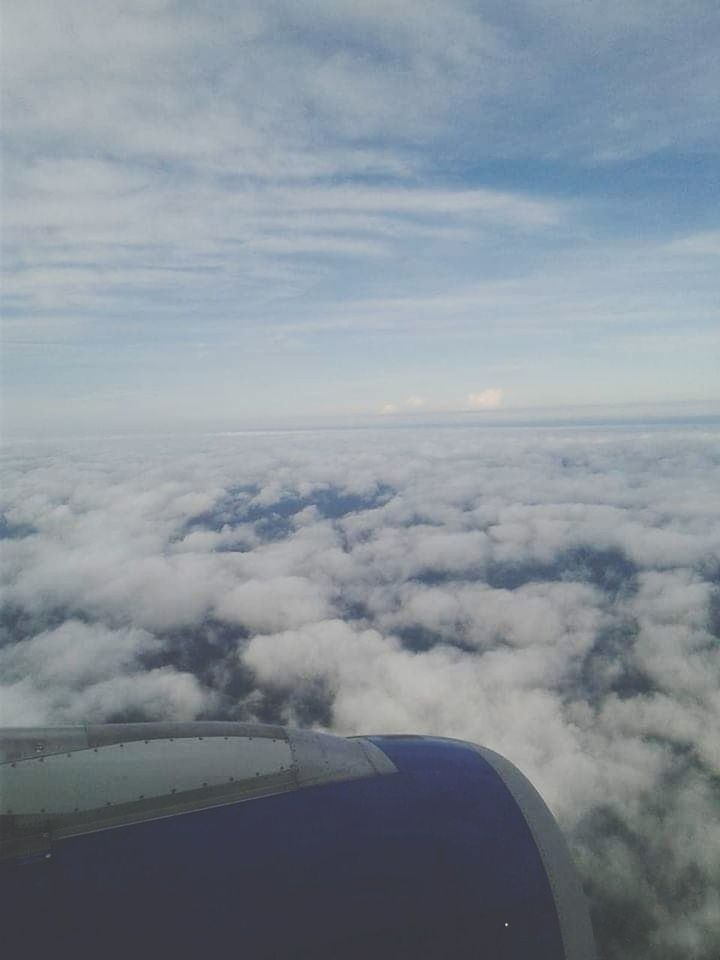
[2,0,720,434]
[2,424,720,958]
[2,8,720,955]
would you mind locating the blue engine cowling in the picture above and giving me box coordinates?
[0,725,595,959]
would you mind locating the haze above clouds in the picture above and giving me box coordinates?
[2,425,720,958]
[2,1,720,431]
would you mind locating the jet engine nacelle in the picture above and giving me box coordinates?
[0,723,595,958]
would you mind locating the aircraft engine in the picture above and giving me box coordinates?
[0,723,595,958]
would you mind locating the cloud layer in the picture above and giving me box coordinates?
[3,2,720,430]
[1,424,719,957]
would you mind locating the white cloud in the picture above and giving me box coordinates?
[0,620,158,688]
[0,621,211,724]
[216,576,329,633]
[467,388,503,409]
[5,1,718,367]
[668,231,720,256]
[1,421,720,959]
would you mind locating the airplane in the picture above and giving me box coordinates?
[0,721,596,958]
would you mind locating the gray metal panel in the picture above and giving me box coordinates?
[1,736,293,815]
[288,729,396,786]
[0,724,396,860]
[2,769,297,860]
[87,721,286,748]
[0,727,89,762]
[0,723,288,764]
[352,737,398,777]
[472,744,597,960]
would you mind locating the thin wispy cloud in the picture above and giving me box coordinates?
[2,1,719,431]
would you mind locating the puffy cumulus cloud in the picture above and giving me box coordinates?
[243,617,593,781]
[467,387,503,409]
[1,424,720,959]
[216,576,329,633]
[0,620,158,687]
[0,620,210,724]
[377,579,604,657]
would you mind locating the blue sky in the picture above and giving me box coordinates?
[2,0,719,433]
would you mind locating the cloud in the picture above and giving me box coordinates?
[3,3,717,337]
[668,231,720,256]
[379,397,426,415]
[216,576,329,633]
[467,388,503,409]
[5,2,719,169]
[0,620,210,725]
[1,424,720,959]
